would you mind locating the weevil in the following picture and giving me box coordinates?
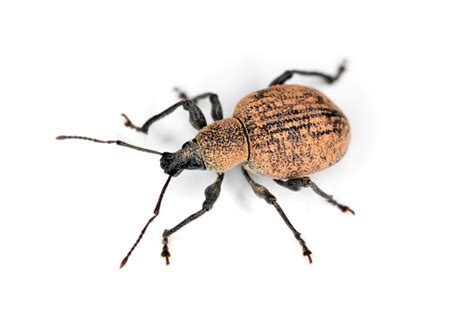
[57,61,354,267]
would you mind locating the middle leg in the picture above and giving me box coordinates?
[241,168,313,263]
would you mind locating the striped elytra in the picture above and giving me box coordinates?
[196,84,350,179]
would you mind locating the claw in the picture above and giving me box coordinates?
[303,249,313,264]
[339,59,348,72]
[121,113,147,133]
[121,113,132,127]
[161,244,171,265]
[339,205,355,215]
[119,256,129,269]
[173,87,188,100]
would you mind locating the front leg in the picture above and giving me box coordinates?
[122,99,207,134]
[161,173,224,265]
[174,87,223,121]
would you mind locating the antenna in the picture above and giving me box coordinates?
[120,174,172,268]
[56,135,162,155]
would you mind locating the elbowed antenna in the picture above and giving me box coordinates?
[56,135,163,155]
[57,134,171,267]
[120,174,173,268]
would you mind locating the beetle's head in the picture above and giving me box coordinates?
[160,139,206,176]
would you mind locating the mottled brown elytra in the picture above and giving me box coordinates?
[57,61,354,267]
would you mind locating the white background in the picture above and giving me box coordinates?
[1,1,473,314]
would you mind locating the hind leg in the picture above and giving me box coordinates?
[269,60,347,86]
[274,177,355,215]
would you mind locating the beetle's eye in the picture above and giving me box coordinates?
[181,140,196,149]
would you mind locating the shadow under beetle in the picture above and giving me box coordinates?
[57,61,355,267]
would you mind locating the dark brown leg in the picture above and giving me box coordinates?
[241,168,313,263]
[269,60,347,86]
[122,99,207,134]
[174,87,223,121]
[122,88,224,134]
[274,177,355,215]
[161,173,224,265]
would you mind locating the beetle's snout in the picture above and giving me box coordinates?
[159,140,206,176]
[160,152,182,176]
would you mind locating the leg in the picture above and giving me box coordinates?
[122,99,207,134]
[174,87,223,121]
[241,168,312,263]
[269,60,347,86]
[161,173,224,265]
[274,177,355,215]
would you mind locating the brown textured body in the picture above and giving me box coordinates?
[233,84,350,179]
[196,84,350,179]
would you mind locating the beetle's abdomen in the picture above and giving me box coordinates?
[196,118,249,173]
[233,85,350,179]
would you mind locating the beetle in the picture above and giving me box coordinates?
[57,61,354,267]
